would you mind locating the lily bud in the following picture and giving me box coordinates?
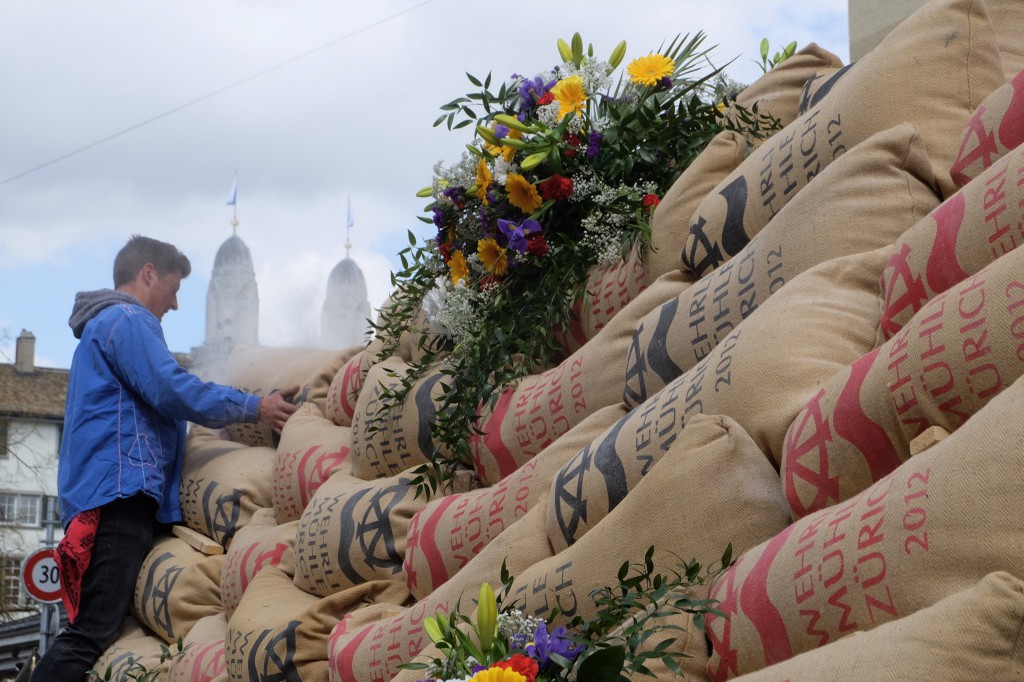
[608,40,627,69]
[466,144,486,158]
[477,583,498,653]
[520,151,548,171]
[416,186,434,198]
[498,137,527,149]
[571,32,583,66]
[557,38,573,63]
[423,616,444,645]
[476,125,500,146]
[493,114,533,134]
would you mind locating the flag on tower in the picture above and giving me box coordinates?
[227,176,238,206]
[347,195,354,229]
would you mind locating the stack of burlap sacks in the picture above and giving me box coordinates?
[93,1,1024,680]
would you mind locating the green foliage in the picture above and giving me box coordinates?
[755,37,798,73]
[401,546,735,681]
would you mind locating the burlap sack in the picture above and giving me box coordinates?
[734,571,1024,681]
[733,44,845,131]
[950,68,1024,187]
[133,535,225,644]
[167,611,228,682]
[548,351,794,549]
[783,245,1024,519]
[794,64,851,118]
[706,376,1024,679]
[629,124,940,400]
[554,244,647,354]
[325,349,373,427]
[272,402,352,523]
[328,502,556,682]
[680,0,1004,278]
[93,616,171,680]
[471,269,692,485]
[349,356,450,480]
[644,131,748,286]
[222,345,353,446]
[624,247,888,468]
[181,426,276,546]
[220,507,297,618]
[881,145,1024,339]
[227,566,409,682]
[404,403,629,600]
[513,415,789,678]
[293,470,426,596]
[988,0,1024,79]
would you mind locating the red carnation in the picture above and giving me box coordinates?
[526,234,549,257]
[536,92,554,106]
[439,241,454,262]
[643,193,661,210]
[539,174,574,202]
[494,654,540,682]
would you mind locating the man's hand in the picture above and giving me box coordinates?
[259,385,300,432]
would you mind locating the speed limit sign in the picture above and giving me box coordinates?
[20,547,62,604]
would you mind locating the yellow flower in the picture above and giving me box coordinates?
[550,75,587,120]
[448,249,468,285]
[627,53,675,86]
[476,157,493,205]
[505,173,542,214]
[469,668,527,682]
[478,238,508,276]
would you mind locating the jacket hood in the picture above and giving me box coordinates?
[69,289,143,339]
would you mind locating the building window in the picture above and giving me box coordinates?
[0,492,42,527]
[1,556,28,608]
[0,419,7,457]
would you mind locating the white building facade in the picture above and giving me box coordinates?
[0,332,65,618]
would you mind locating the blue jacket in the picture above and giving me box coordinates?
[59,290,261,528]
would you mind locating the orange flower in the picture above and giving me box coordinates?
[505,173,542,214]
[477,238,508,277]
[448,249,468,285]
[476,157,493,205]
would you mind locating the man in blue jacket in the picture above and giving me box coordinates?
[30,235,298,681]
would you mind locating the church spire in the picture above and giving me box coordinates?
[345,194,353,259]
[227,172,239,235]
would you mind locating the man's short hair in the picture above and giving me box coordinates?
[113,235,192,286]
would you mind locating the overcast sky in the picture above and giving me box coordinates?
[0,0,848,369]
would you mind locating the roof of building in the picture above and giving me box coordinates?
[213,234,253,270]
[327,257,368,294]
[0,364,68,420]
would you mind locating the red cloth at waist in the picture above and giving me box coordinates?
[55,508,101,623]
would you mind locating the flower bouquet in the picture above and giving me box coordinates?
[372,32,780,495]
[404,546,733,682]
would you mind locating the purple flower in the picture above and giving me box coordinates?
[527,623,584,671]
[432,206,445,229]
[493,124,510,141]
[497,218,540,253]
[586,131,603,159]
[517,76,557,110]
[660,76,673,89]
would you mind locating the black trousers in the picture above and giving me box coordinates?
[30,495,156,682]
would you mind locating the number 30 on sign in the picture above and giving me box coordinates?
[21,547,62,604]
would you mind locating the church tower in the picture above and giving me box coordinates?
[320,198,371,349]
[191,184,260,381]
